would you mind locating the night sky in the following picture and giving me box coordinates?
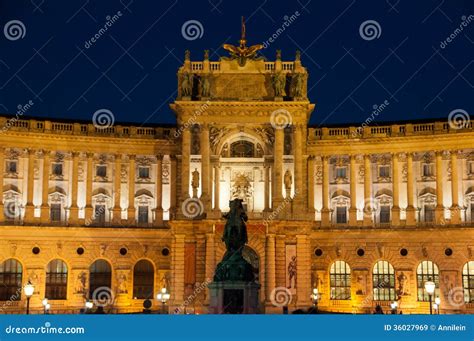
[0,0,473,126]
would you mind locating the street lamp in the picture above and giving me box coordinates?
[84,301,93,313]
[42,298,49,314]
[390,301,398,314]
[434,297,441,315]
[156,287,170,314]
[23,281,34,315]
[310,288,319,311]
[424,279,436,315]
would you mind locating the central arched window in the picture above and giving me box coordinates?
[463,261,474,303]
[0,259,22,301]
[46,259,68,300]
[372,261,396,301]
[417,261,440,301]
[230,141,255,157]
[133,260,154,299]
[89,260,112,299]
[330,261,351,300]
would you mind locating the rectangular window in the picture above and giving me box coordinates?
[380,206,390,223]
[138,206,148,223]
[96,165,107,178]
[52,163,63,176]
[335,166,347,179]
[378,165,390,178]
[138,167,150,179]
[336,206,347,224]
[424,205,435,223]
[50,204,61,222]
[6,161,17,173]
[423,164,434,177]
[469,162,474,175]
[95,205,106,224]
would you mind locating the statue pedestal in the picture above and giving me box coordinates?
[208,281,260,314]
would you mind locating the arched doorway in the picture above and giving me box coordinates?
[242,246,259,282]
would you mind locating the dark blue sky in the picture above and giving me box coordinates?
[0,0,473,126]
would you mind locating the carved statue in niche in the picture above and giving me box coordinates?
[292,73,305,98]
[117,274,128,294]
[356,274,367,295]
[397,272,409,297]
[75,271,87,294]
[231,173,252,200]
[199,74,211,98]
[181,72,193,97]
[272,71,286,97]
[284,169,292,198]
[191,168,200,198]
[256,144,263,158]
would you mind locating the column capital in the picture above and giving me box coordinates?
[128,154,136,161]
[156,154,163,161]
[86,152,94,159]
[71,151,81,158]
[114,153,122,160]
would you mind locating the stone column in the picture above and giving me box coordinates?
[294,125,303,205]
[172,234,186,308]
[391,153,401,226]
[154,154,164,226]
[307,156,315,215]
[112,154,122,225]
[0,148,4,221]
[265,234,276,303]
[40,150,50,224]
[349,154,357,225]
[169,155,177,218]
[24,149,36,223]
[363,154,373,226]
[264,160,271,211]
[321,156,330,227]
[69,152,80,224]
[213,164,221,213]
[127,155,136,223]
[181,128,191,202]
[296,234,311,307]
[84,153,94,223]
[450,151,460,224]
[204,232,215,305]
[435,151,445,224]
[406,153,416,225]
[200,124,211,212]
[273,128,284,207]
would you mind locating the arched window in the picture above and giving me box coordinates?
[0,259,22,301]
[89,260,112,299]
[330,261,351,300]
[46,259,68,300]
[230,141,255,157]
[462,261,474,303]
[372,261,396,301]
[133,260,154,299]
[416,261,439,301]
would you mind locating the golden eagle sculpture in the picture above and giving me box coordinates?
[222,17,264,66]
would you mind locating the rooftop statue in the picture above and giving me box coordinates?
[222,17,264,67]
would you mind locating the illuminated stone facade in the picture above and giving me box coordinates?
[0,49,473,314]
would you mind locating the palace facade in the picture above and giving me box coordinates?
[0,48,473,315]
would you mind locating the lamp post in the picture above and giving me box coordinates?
[42,298,49,314]
[390,301,398,314]
[24,281,34,315]
[156,287,170,314]
[84,301,93,314]
[310,288,319,312]
[434,297,441,315]
[424,279,436,315]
